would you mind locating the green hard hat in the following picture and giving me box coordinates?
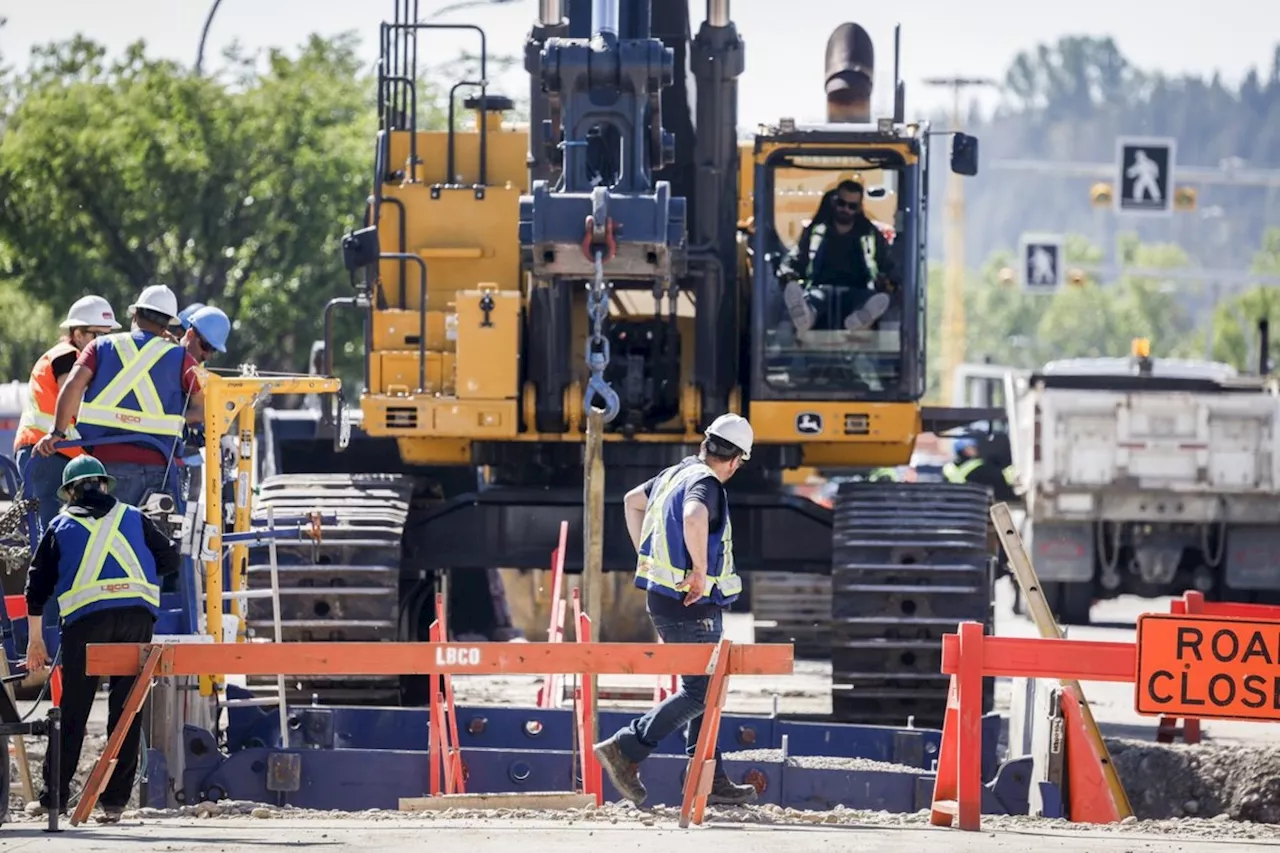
[58,454,116,501]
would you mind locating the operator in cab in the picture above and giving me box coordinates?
[779,179,895,334]
[22,455,180,824]
[943,436,1018,503]
[13,295,122,534]
[593,414,760,808]
[33,284,204,508]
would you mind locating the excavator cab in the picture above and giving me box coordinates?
[744,23,978,416]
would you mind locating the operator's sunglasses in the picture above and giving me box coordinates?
[833,198,861,210]
[194,334,215,355]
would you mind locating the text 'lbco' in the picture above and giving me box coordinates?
[435,646,482,667]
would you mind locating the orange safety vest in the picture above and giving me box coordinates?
[14,342,85,459]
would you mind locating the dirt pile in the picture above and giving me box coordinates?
[1108,737,1280,823]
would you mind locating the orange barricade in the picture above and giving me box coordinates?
[931,622,1135,831]
[536,521,570,709]
[1157,591,1280,744]
[84,638,793,827]
[428,592,465,795]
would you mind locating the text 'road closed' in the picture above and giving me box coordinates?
[1135,613,1280,722]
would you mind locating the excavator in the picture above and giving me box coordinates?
[253,0,1001,727]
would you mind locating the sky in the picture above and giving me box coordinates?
[3,0,1279,125]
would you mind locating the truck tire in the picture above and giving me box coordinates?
[1046,581,1093,626]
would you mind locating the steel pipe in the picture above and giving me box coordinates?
[592,0,618,36]
[707,0,729,27]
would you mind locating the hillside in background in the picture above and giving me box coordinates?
[929,36,1280,270]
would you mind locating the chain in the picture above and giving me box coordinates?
[583,250,620,422]
[0,497,37,575]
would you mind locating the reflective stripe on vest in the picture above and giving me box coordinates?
[1002,465,1016,485]
[869,467,897,482]
[14,342,84,457]
[635,461,742,602]
[77,334,185,436]
[55,503,160,617]
[801,222,880,282]
[942,458,983,483]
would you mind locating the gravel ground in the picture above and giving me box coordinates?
[1108,737,1280,823]
[7,796,1280,842]
[722,748,923,774]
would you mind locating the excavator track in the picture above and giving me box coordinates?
[829,481,995,729]
[244,473,413,705]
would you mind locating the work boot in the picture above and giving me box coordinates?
[708,776,759,806]
[844,292,891,331]
[783,281,817,333]
[25,800,68,818]
[592,737,647,805]
[95,805,124,825]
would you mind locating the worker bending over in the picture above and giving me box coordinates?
[943,436,1017,503]
[22,455,180,824]
[14,296,121,533]
[592,414,759,807]
[34,285,204,508]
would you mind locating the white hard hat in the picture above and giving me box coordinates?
[60,295,122,330]
[128,284,180,324]
[705,413,753,460]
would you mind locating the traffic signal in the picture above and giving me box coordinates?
[1090,182,1113,208]
[1174,186,1198,211]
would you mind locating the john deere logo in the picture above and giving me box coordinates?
[795,413,823,435]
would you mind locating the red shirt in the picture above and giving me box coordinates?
[75,336,202,466]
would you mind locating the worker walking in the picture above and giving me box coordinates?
[14,296,122,533]
[21,455,180,824]
[943,435,1017,503]
[33,285,204,508]
[592,414,760,807]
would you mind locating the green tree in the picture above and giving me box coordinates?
[1203,227,1280,371]
[0,33,390,374]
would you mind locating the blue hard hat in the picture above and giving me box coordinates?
[188,306,230,353]
[178,302,207,330]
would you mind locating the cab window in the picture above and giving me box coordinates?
[754,153,912,400]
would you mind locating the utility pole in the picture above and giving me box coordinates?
[924,76,997,406]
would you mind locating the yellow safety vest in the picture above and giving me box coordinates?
[942,457,983,483]
[1002,465,1016,485]
[636,460,742,602]
[55,503,161,618]
[802,222,879,283]
[77,334,186,437]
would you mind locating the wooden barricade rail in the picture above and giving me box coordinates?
[83,639,793,828]
[1157,590,1280,744]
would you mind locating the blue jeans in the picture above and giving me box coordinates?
[102,462,183,594]
[104,462,180,508]
[612,608,727,777]
[14,446,70,536]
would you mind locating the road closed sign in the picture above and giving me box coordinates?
[1135,613,1280,722]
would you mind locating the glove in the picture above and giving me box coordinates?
[184,424,206,449]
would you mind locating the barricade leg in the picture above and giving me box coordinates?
[1060,689,1124,823]
[71,645,165,826]
[678,637,732,829]
[575,605,601,803]
[929,621,984,831]
[1158,591,1202,744]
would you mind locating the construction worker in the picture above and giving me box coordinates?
[33,285,204,508]
[181,305,230,368]
[943,435,1017,503]
[592,413,759,808]
[21,455,179,824]
[13,296,121,533]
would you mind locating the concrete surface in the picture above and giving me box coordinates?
[5,817,1280,853]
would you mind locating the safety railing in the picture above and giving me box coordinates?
[932,609,1280,831]
[82,638,794,828]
